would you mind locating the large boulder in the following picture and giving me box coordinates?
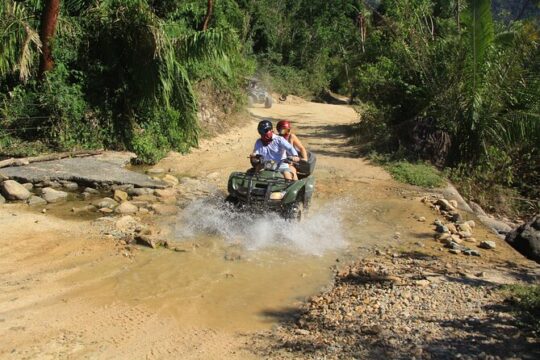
[506,215,540,263]
[41,187,69,203]
[0,194,5,204]
[1,180,31,200]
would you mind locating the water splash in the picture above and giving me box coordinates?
[175,197,348,256]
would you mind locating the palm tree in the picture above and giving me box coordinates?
[38,0,60,77]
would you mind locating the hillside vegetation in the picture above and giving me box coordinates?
[1,0,538,215]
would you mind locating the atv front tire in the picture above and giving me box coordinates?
[284,201,303,222]
[248,95,255,107]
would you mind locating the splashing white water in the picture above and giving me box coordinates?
[175,198,348,256]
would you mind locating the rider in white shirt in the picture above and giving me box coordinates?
[250,120,299,180]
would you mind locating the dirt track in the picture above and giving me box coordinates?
[0,101,534,359]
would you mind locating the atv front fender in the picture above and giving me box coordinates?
[282,179,307,205]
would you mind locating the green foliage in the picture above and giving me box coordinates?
[0,0,249,163]
[385,161,445,188]
[503,284,540,334]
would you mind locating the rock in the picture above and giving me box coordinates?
[82,192,93,200]
[451,234,463,244]
[449,249,461,254]
[294,329,310,336]
[27,196,47,206]
[131,194,157,203]
[93,197,118,209]
[146,168,165,175]
[464,237,477,243]
[463,249,481,256]
[0,194,5,204]
[1,180,31,200]
[115,215,139,233]
[479,241,496,250]
[136,234,165,249]
[464,220,476,228]
[0,172,7,181]
[446,223,457,234]
[206,172,219,179]
[449,200,458,209]
[449,211,463,223]
[113,189,129,202]
[61,181,79,190]
[469,201,487,216]
[71,205,97,214]
[41,187,69,203]
[151,204,178,215]
[436,199,455,212]
[154,188,176,198]
[418,216,426,222]
[415,279,430,286]
[22,183,33,191]
[478,215,512,236]
[115,201,138,214]
[434,219,443,227]
[137,208,150,215]
[438,233,452,241]
[458,223,473,233]
[436,224,449,233]
[505,215,540,263]
[458,231,473,239]
[42,180,62,188]
[83,187,100,194]
[441,184,474,213]
[445,241,465,251]
[111,184,133,192]
[98,207,113,214]
[128,187,153,196]
[162,174,179,186]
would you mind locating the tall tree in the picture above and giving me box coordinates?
[38,0,60,77]
[201,0,214,31]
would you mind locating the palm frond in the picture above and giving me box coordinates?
[0,0,41,82]
[465,0,494,88]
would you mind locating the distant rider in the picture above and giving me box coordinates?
[251,120,299,180]
[276,120,308,180]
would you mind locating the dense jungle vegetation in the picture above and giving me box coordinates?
[1,0,539,215]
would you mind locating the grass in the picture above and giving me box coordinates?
[385,161,445,188]
[502,284,540,333]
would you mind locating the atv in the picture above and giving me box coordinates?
[247,78,273,108]
[226,152,316,220]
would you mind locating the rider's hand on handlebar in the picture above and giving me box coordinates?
[291,156,300,163]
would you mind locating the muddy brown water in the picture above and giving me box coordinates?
[47,194,409,332]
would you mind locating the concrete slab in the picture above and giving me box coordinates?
[1,156,166,189]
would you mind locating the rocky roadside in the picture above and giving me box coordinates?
[0,165,219,252]
[249,193,540,360]
[253,253,539,360]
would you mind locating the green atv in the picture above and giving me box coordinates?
[226,152,316,220]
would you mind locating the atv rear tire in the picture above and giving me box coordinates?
[264,96,273,108]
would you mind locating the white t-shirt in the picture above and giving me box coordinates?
[253,134,298,163]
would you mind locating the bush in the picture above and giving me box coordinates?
[503,284,540,334]
[385,161,445,188]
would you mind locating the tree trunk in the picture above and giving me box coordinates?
[38,0,60,78]
[201,0,214,31]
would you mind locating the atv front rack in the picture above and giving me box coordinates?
[232,172,292,206]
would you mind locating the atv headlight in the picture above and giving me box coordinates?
[269,191,285,200]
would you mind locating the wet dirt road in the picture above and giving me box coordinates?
[0,100,460,359]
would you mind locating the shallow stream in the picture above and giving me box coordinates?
[55,194,408,332]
